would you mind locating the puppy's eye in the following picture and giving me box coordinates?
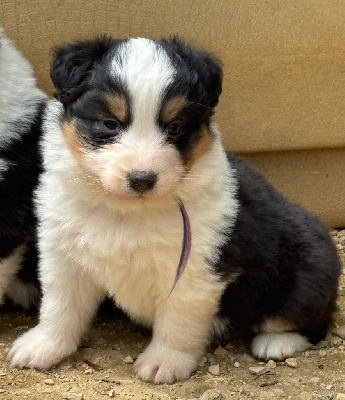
[103,118,122,131]
[166,122,182,139]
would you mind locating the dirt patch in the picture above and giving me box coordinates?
[1,231,345,400]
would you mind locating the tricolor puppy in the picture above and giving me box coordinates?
[9,36,341,383]
[0,27,46,308]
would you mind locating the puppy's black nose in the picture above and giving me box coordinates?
[128,170,157,193]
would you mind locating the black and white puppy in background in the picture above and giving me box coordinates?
[0,27,46,308]
[9,36,341,383]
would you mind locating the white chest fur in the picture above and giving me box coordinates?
[37,173,232,326]
[37,101,238,327]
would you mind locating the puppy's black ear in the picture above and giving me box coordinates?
[50,36,115,105]
[161,36,223,108]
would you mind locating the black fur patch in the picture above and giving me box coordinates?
[159,36,223,109]
[157,37,221,162]
[214,154,341,343]
[0,101,45,292]
[50,36,126,105]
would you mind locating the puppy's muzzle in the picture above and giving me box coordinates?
[127,170,157,193]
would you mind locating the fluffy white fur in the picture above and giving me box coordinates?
[0,27,46,149]
[5,276,39,309]
[9,100,237,382]
[9,39,239,383]
[0,245,25,305]
[252,333,311,360]
[252,316,311,359]
[0,243,38,309]
[112,38,175,121]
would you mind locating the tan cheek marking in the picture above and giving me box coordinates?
[61,120,86,161]
[161,96,187,125]
[105,93,129,122]
[187,125,213,168]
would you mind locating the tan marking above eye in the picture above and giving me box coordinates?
[105,93,129,122]
[161,96,187,125]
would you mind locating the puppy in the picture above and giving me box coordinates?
[0,27,47,308]
[9,36,341,383]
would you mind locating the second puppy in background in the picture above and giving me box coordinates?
[9,36,341,383]
[0,27,47,308]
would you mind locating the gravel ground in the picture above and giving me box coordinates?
[1,230,345,400]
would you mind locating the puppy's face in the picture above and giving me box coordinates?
[51,37,222,202]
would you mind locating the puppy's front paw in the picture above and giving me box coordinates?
[8,325,76,370]
[252,332,311,360]
[134,340,199,384]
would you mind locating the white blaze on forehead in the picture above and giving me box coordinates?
[104,39,183,193]
[111,39,175,138]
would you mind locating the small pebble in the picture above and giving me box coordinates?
[326,385,333,390]
[69,386,82,393]
[206,353,216,365]
[319,350,328,357]
[123,356,134,364]
[0,389,5,393]
[233,361,240,368]
[314,340,328,349]
[109,389,115,398]
[285,358,298,368]
[297,391,312,400]
[62,393,83,400]
[290,377,302,384]
[208,364,220,376]
[84,368,93,374]
[199,389,222,400]
[15,390,31,395]
[271,389,284,396]
[249,366,267,375]
[44,379,55,385]
[332,336,343,346]
[337,230,345,238]
[266,360,277,369]
[214,346,228,358]
[198,356,208,367]
[239,384,256,395]
[334,327,345,339]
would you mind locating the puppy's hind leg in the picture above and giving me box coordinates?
[251,319,311,360]
[252,332,311,361]
[8,259,104,370]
